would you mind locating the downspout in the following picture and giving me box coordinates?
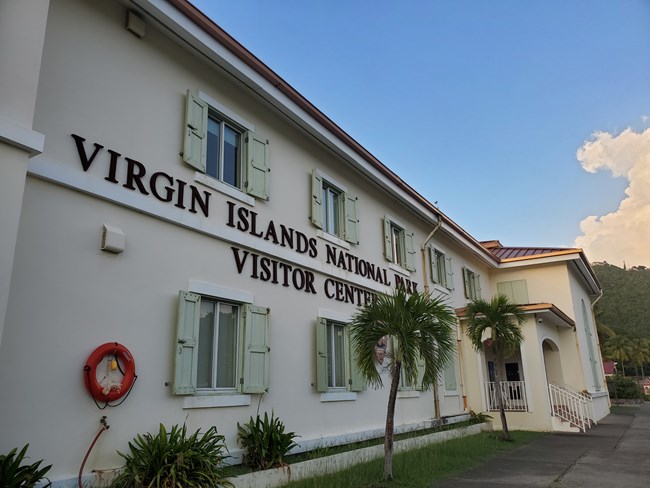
[590,291,607,395]
[456,318,468,411]
[420,219,442,418]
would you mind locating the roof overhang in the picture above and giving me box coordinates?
[456,302,576,329]
[498,250,601,297]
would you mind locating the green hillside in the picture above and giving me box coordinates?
[593,262,650,339]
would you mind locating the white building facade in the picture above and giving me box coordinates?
[0,1,607,485]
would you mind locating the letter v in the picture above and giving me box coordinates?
[71,134,104,171]
[231,247,249,274]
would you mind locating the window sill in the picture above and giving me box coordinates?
[397,390,420,399]
[317,230,351,250]
[444,391,459,397]
[320,391,357,402]
[194,172,255,206]
[183,394,251,409]
[389,263,411,277]
[431,284,451,295]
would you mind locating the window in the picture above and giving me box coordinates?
[496,280,529,304]
[183,90,269,200]
[383,216,416,271]
[206,115,241,188]
[174,291,270,395]
[444,360,457,391]
[462,267,481,300]
[310,169,358,244]
[315,318,364,392]
[429,247,454,290]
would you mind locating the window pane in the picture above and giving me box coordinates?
[392,225,403,265]
[206,117,220,179]
[197,300,215,389]
[436,252,446,286]
[322,186,340,236]
[223,125,239,187]
[216,303,238,388]
[327,322,346,388]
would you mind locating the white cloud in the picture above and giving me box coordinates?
[574,128,650,267]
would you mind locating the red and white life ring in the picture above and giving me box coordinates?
[83,342,136,403]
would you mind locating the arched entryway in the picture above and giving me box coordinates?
[542,339,564,386]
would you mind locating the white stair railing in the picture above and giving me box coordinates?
[557,383,597,425]
[548,383,591,432]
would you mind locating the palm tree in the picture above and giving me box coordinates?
[604,336,631,376]
[465,295,525,442]
[349,287,456,481]
[628,338,650,379]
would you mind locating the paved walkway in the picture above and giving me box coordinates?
[433,403,650,487]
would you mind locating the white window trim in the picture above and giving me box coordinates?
[385,214,411,270]
[389,262,411,276]
[188,280,253,303]
[397,390,421,399]
[431,283,450,295]
[183,394,251,409]
[317,308,353,323]
[194,171,255,206]
[314,169,348,194]
[320,391,357,402]
[317,230,351,250]
[198,90,255,132]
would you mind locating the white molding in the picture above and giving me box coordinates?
[314,168,348,193]
[198,90,255,131]
[317,308,353,323]
[317,230,350,250]
[188,280,253,304]
[194,171,255,206]
[397,390,420,399]
[26,156,396,296]
[0,117,45,156]
[320,391,357,402]
[183,394,251,409]
[388,262,411,277]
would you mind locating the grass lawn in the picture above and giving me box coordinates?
[281,430,544,488]
[610,405,640,415]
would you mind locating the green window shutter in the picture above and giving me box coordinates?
[315,318,328,392]
[475,274,482,299]
[174,291,201,395]
[343,194,359,244]
[415,356,426,391]
[462,267,470,299]
[383,216,393,262]
[182,90,208,172]
[444,361,457,391]
[429,246,439,283]
[241,304,270,394]
[497,281,514,300]
[348,330,365,391]
[310,170,323,229]
[445,256,455,290]
[245,131,270,200]
[405,232,416,271]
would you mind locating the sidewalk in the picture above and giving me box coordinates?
[432,403,650,487]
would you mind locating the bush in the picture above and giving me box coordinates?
[0,444,51,488]
[607,376,643,399]
[468,411,493,425]
[237,411,299,470]
[111,424,232,488]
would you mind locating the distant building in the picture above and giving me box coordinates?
[603,360,617,377]
[0,1,609,485]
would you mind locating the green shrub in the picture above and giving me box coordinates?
[607,376,643,399]
[0,444,51,488]
[237,411,299,470]
[468,410,493,424]
[111,424,232,488]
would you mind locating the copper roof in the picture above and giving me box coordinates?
[480,243,580,261]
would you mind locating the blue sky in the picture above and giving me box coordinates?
[192,0,650,265]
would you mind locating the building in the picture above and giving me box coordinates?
[0,0,609,485]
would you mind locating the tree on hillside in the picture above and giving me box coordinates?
[349,287,456,481]
[465,295,525,442]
